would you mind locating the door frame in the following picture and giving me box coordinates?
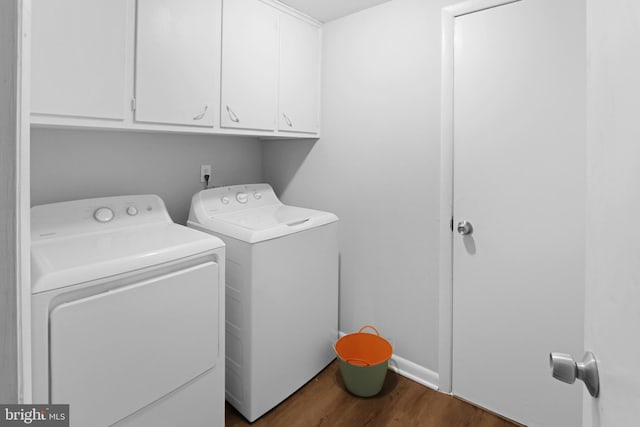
[438,0,522,394]
[0,0,32,403]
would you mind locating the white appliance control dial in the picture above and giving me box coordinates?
[236,192,249,204]
[126,206,138,216]
[253,191,262,200]
[94,207,114,223]
[221,196,230,205]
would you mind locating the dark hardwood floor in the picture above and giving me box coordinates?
[225,361,519,427]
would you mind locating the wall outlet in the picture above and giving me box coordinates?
[200,165,211,183]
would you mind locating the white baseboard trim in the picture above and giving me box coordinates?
[388,354,439,391]
[337,331,439,391]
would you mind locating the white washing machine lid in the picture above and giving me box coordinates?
[188,184,338,243]
[193,205,337,243]
[31,195,224,294]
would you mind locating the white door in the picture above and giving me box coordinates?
[220,0,278,131]
[278,13,321,134]
[31,0,129,120]
[135,0,221,127]
[584,0,640,424]
[452,1,585,425]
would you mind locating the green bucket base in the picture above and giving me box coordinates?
[338,358,389,397]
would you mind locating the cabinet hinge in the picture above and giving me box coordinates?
[130,98,136,111]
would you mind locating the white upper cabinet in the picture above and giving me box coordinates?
[30,0,321,138]
[134,0,221,127]
[278,13,321,134]
[220,0,279,132]
[31,0,130,121]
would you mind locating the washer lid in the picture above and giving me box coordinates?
[190,205,338,243]
[188,184,338,243]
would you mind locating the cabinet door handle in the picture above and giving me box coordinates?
[193,105,208,120]
[283,113,293,127]
[226,105,240,123]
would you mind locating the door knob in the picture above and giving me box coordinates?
[457,221,473,235]
[549,351,600,397]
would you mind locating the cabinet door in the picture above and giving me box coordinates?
[135,0,221,127]
[278,14,321,134]
[31,0,129,121]
[221,0,278,131]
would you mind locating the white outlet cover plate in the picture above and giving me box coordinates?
[200,165,211,183]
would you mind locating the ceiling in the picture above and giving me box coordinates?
[278,0,391,23]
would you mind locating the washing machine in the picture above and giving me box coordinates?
[31,195,225,427]
[188,183,338,422]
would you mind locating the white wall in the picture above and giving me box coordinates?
[31,128,263,225]
[585,0,640,425]
[263,0,457,380]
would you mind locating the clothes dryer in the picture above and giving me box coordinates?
[188,184,338,422]
[31,195,225,427]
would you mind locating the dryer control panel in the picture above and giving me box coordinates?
[31,195,171,240]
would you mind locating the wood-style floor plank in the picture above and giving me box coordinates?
[225,361,519,427]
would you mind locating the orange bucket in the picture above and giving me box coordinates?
[334,326,393,397]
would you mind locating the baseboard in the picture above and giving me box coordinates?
[337,331,439,391]
[388,354,439,391]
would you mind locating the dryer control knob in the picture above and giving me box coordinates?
[253,192,262,200]
[236,192,249,204]
[94,207,114,223]
[126,206,138,216]
[221,196,230,205]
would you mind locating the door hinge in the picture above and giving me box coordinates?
[450,216,454,231]
[130,98,136,112]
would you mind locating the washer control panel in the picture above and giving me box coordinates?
[198,183,279,215]
[236,192,249,204]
